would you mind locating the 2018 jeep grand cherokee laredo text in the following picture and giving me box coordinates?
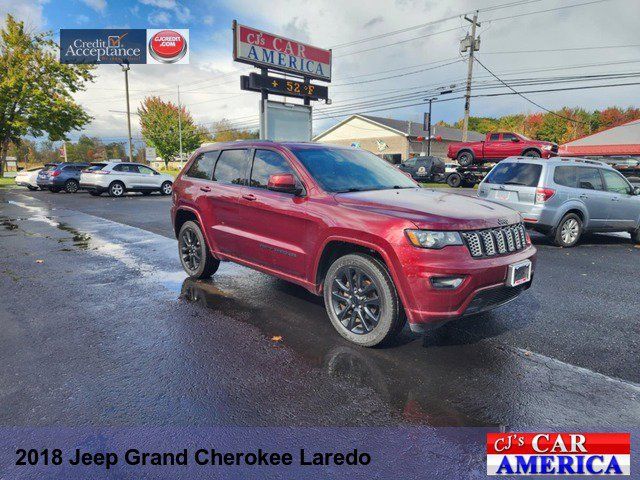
[171,141,536,347]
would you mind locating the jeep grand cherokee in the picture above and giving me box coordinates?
[171,141,536,347]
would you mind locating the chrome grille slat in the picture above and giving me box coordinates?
[462,223,527,259]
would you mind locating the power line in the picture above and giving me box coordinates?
[473,56,589,124]
[483,44,640,54]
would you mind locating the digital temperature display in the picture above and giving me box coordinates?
[241,73,329,101]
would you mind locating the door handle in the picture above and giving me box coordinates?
[199,186,211,192]
[242,193,257,201]
[579,194,588,199]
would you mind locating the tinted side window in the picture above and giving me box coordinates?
[214,149,248,185]
[602,169,631,194]
[250,150,296,189]
[484,162,542,187]
[186,152,217,180]
[113,164,139,173]
[503,133,518,142]
[576,167,603,190]
[138,166,155,175]
[553,166,578,187]
[489,134,500,141]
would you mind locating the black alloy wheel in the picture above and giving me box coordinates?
[178,220,219,279]
[323,253,405,347]
[330,266,381,335]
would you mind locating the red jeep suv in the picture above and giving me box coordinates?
[171,141,536,347]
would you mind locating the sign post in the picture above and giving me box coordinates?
[232,21,331,141]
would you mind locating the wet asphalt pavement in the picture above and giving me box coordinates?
[1,188,639,429]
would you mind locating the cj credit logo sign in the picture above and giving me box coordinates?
[60,29,188,65]
[486,432,630,476]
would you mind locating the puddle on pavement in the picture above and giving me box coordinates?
[178,277,487,427]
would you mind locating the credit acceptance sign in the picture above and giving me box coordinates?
[233,22,331,82]
[60,29,189,64]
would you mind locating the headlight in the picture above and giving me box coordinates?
[405,230,463,249]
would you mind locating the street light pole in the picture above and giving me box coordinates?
[121,62,134,162]
[177,85,183,163]
[427,98,433,156]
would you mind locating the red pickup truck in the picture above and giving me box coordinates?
[448,132,558,167]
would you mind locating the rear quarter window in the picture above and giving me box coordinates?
[553,166,578,187]
[484,162,542,187]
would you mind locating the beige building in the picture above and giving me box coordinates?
[314,114,484,163]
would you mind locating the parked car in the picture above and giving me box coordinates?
[397,156,445,181]
[448,132,558,167]
[171,141,536,347]
[80,161,174,197]
[477,156,640,247]
[14,167,42,190]
[36,162,89,193]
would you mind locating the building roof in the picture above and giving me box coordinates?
[360,115,485,141]
[314,114,485,142]
[559,119,640,156]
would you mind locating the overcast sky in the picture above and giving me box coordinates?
[2,0,640,145]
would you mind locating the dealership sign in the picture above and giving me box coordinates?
[60,29,188,64]
[233,22,331,81]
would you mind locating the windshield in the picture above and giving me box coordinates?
[289,146,417,193]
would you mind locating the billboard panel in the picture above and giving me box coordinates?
[60,29,147,64]
[261,101,312,141]
[233,22,331,82]
[60,29,189,64]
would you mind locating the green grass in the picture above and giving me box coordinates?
[159,169,181,177]
[0,177,17,188]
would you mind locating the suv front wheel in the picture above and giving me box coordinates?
[178,220,220,279]
[553,213,583,247]
[323,253,405,347]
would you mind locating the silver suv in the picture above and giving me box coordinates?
[477,157,640,247]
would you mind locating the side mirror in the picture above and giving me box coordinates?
[267,173,301,195]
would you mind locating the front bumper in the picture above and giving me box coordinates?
[396,243,537,331]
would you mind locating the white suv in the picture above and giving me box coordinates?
[80,162,174,197]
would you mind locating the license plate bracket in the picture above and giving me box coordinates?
[507,260,532,287]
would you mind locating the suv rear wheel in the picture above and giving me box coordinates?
[553,213,582,247]
[323,253,405,347]
[631,228,640,245]
[178,221,219,279]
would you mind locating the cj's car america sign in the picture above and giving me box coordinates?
[487,432,630,476]
[60,29,189,64]
[233,22,331,81]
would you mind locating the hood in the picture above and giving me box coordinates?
[334,188,521,230]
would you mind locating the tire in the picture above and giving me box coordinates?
[64,179,79,193]
[523,149,541,158]
[457,151,474,167]
[178,220,220,279]
[631,229,640,245]
[89,191,101,196]
[27,186,38,191]
[160,181,173,196]
[48,187,61,193]
[553,213,583,247]
[108,181,125,197]
[447,173,462,188]
[323,253,405,347]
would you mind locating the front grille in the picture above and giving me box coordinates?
[464,285,525,316]
[460,223,527,258]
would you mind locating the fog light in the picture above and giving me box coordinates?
[430,276,464,290]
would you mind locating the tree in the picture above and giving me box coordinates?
[0,14,94,176]
[208,118,258,142]
[138,96,205,168]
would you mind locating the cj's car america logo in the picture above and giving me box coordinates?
[486,432,630,476]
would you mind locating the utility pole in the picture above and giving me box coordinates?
[461,11,480,142]
[426,98,434,156]
[121,62,134,162]
[177,85,183,163]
